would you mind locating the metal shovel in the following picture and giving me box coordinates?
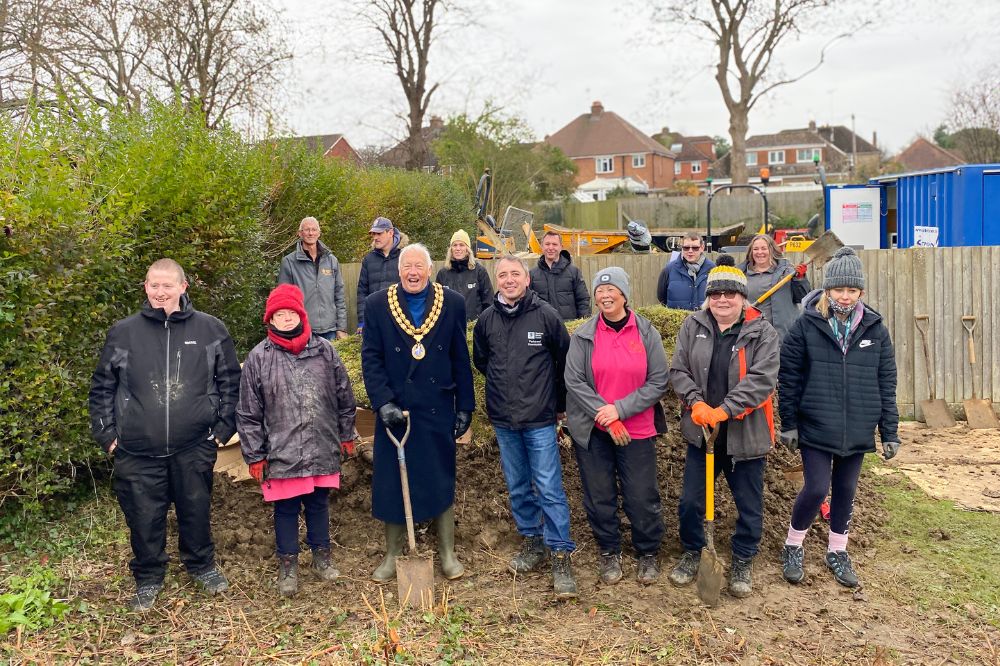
[697,426,725,607]
[751,231,844,308]
[914,315,956,428]
[960,316,1000,429]
[385,411,436,608]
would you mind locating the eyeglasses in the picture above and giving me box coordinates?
[681,245,702,251]
[708,291,740,300]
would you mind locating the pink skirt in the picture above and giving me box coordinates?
[260,473,341,502]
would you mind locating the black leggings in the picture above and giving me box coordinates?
[790,446,865,535]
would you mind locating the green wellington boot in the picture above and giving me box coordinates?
[434,505,465,580]
[372,522,406,582]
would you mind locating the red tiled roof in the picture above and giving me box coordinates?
[893,137,965,171]
[546,102,672,158]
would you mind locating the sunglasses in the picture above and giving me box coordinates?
[708,291,740,300]
[681,245,701,251]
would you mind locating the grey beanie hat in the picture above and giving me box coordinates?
[823,246,865,290]
[593,266,630,301]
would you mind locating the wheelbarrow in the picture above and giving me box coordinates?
[385,411,436,609]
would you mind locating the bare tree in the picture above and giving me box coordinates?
[656,1,857,184]
[360,0,447,170]
[948,73,1000,163]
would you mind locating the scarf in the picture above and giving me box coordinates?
[827,300,864,353]
[686,255,705,279]
[267,321,311,355]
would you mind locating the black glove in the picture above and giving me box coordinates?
[881,439,900,461]
[453,411,472,439]
[378,402,406,430]
[780,429,799,452]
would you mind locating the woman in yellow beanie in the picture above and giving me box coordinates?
[436,228,494,320]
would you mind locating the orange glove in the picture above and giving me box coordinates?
[795,263,807,279]
[691,401,713,427]
[341,440,355,457]
[249,460,267,483]
[706,406,729,428]
[607,420,631,446]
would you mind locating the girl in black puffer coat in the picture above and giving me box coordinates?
[777,247,900,589]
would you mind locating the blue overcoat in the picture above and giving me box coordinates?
[361,284,476,523]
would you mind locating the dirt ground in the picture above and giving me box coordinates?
[9,419,1000,664]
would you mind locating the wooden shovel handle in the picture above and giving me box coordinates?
[968,335,976,365]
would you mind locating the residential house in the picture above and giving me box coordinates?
[715,120,880,184]
[294,133,362,165]
[379,116,447,171]
[545,101,676,194]
[666,133,715,181]
[891,137,965,173]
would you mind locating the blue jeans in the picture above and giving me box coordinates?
[316,330,337,341]
[494,425,575,552]
[273,487,331,556]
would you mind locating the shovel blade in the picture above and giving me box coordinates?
[396,555,436,609]
[919,398,957,428]
[964,399,1000,430]
[805,231,844,268]
[696,546,725,607]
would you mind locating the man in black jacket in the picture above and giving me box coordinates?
[472,256,577,598]
[356,217,407,332]
[89,259,242,612]
[529,231,590,321]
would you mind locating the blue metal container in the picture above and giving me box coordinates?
[869,164,1000,247]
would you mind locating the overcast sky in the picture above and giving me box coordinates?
[274,1,999,155]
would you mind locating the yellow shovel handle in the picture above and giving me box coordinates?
[705,452,714,522]
[752,272,794,307]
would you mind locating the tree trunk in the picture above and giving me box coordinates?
[729,108,750,185]
[405,98,425,170]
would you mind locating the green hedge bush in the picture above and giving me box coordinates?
[0,101,470,522]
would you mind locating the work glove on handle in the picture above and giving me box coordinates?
[249,460,267,483]
[690,401,713,427]
[607,420,631,446]
[780,429,799,452]
[705,406,729,429]
[881,439,900,461]
[794,263,808,279]
[378,402,406,429]
[340,440,355,457]
[453,411,472,440]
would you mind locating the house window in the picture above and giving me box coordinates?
[768,150,785,165]
[746,152,758,166]
[632,154,646,168]
[674,162,681,175]
[595,156,614,174]
[797,148,821,163]
[691,162,702,174]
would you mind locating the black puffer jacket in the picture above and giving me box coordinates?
[237,335,357,478]
[357,230,409,326]
[778,290,898,456]
[529,250,590,320]
[436,256,493,320]
[89,295,241,456]
[472,290,570,429]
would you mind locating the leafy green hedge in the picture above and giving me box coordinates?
[0,101,470,520]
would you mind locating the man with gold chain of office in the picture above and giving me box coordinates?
[361,243,476,582]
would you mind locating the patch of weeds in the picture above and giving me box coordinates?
[423,604,476,664]
[875,471,1000,626]
[0,565,71,634]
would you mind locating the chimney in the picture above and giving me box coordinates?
[808,119,816,132]
[872,131,878,149]
[429,116,443,130]
[591,100,604,117]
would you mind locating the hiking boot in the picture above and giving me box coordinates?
[550,551,578,599]
[669,550,701,587]
[782,545,805,584]
[825,550,859,588]
[128,582,163,613]
[311,547,339,582]
[372,522,406,582]
[277,554,298,597]
[599,552,623,585]
[636,554,660,585]
[193,566,229,595]
[434,505,465,580]
[729,557,753,598]
[509,535,547,574]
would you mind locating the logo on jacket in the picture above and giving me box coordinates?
[527,331,543,346]
[184,340,198,345]
[859,339,873,348]
[467,283,476,289]
[321,268,333,276]
[696,333,708,339]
